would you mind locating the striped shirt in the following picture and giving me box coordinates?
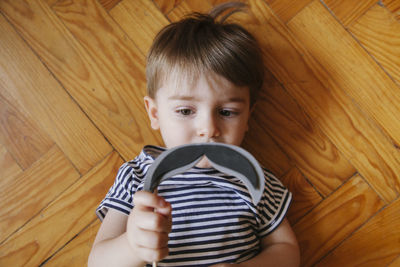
[96,145,291,266]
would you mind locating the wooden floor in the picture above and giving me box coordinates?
[0,0,399,266]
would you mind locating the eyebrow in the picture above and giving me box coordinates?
[168,95,247,103]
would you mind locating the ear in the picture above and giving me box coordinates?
[246,103,257,132]
[144,96,160,130]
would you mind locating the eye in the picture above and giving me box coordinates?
[176,108,194,116]
[219,109,237,117]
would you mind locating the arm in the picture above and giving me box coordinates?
[212,218,300,267]
[88,191,172,267]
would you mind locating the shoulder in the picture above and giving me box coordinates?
[116,145,165,181]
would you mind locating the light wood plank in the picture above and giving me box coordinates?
[317,197,400,267]
[388,255,400,267]
[322,0,376,27]
[0,146,80,243]
[293,175,385,266]
[168,0,213,21]
[280,167,322,225]
[45,220,101,266]
[350,4,400,87]
[253,83,355,195]
[110,0,170,56]
[53,0,163,157]
[264,0,312,23]
[0,6,112,174]
[154,0,182,15]
[43,0,59,7]
[0,89,53,170]
[0,143,22,186]
[232,0,400,202]
[1,0,161,161]
[0,151,122,266]
[288,0,400,149]
[383,0,400,21]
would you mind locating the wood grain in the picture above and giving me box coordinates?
[264,0,312,23]
[236,0,400,202]
[253,83,355,196]
[98,0,121,11]
[0,146,80,243]
[288,0,400,149]
[383,0,400,21]
[350,4,400,87]
[45,220,101,266]
[0,4,112,174]
[280,167,322,224]
[388,255,400,267]
[316,197,400,267]
[109,0,170,56]
[322,0,376,27]
[0,0,157,164]
[53,0,163,157]
[168,0,213,21]
[0,89,53,170]
[1,0,399,265]
[0,151,122,266]
[154,0,182,15]
[293,175,385,266]
[0,143,22,188]
[242,119,292,178]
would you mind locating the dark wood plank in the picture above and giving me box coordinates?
[98,0,121,11]
[242,120,292,178]
[280,167,322,224]
[253,83,355,196]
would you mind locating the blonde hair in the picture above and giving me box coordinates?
[146,2,264,106]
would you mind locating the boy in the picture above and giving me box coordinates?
[89,2,300,266]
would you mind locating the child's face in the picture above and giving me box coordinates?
[145,72,251,151]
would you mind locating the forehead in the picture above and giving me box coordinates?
[157,69,250,101]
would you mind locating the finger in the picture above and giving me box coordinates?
[132,208,172,233]
[132,226,170,249]
[135,245,169,263]
[134,191,171,215]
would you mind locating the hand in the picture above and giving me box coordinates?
[126,191,172,263]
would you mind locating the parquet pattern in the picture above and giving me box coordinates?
[0,0,399,266]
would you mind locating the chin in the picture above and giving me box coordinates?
[195,157,213,168]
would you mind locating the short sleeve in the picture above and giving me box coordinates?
[257,169,292,237]
[96,163,138,220]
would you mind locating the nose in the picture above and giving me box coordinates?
[197,112,220,139]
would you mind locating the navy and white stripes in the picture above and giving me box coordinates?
[96,145,291,266]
